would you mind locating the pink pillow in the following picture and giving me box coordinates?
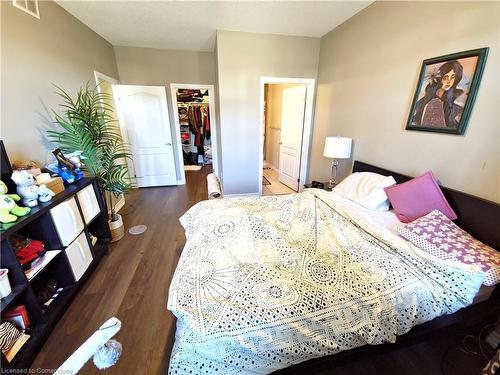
[384,171,457,223]
[398,210,500,286]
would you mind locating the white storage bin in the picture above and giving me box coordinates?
[77,184,100,224]
[50,197,85,246]
[65,232,93,282]
[0,269,12,298]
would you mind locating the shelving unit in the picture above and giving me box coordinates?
[0,177,111,370]
[25,250,61,282]
[0,284,27,313]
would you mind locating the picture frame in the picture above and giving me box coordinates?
[405,47,488,135]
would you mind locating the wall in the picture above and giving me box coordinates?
[114,46,216,180]
[311,1,500,202]
[216,31,320,195]
[264,83,302,170]
[96,79,124,212]
[1,0,119,164]
[114,46,216,86]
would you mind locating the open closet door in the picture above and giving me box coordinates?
[278,85,307,191]
[113,85,177,187]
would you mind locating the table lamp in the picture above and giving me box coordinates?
[323,136,352,189]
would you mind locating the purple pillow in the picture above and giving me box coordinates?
[384,171,457,223]
[398,210,500,286]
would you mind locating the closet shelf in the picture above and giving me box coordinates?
[177,102,209,106]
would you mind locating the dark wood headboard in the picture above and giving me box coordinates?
[352,161,500,250]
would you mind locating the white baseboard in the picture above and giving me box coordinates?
[224,192,260,198]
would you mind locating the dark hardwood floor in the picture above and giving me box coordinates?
[32,167,211,374]
[31,166,495,374]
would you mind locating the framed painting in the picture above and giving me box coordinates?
[405,48,488,135]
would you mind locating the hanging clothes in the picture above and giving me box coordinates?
[177,89,212,166]
[203,106,210,140]
[187,106,195,133]
[192,106,202,147]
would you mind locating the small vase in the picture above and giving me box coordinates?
[109,213,125,242]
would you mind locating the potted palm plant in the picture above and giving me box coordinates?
[47,84,133,242]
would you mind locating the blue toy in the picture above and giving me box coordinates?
[50,149,84,184]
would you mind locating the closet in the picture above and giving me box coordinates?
[175,89,212,168]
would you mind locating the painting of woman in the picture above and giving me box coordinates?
[406,48,488,135]
[411,60,464,128]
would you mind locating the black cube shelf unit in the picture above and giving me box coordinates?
[0,177,111,370]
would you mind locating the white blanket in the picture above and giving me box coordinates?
[168,190,484,374]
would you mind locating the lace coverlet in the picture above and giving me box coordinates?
[168,191,483,374]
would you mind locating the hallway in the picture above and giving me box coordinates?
[262,167,296,196]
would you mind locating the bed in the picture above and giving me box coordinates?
[167,161,500,375]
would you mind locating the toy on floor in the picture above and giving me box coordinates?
[11,170,55,207]
[55,317,122,374]
[0,181,31,223]
[93,339,122,369]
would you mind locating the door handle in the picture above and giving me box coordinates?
[165,142,172,146]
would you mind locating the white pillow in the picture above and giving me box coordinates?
[333,172,396,211]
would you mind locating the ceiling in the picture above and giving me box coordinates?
[56,1,373,52]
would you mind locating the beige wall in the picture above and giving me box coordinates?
[114,46,216,87]
[1,0,119,164]
[264,83,302,170]
[311,1,500,202]
[217,31,320,195]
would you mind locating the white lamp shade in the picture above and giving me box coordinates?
[323,137,352,159]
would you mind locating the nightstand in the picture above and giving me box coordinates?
[304,182,332,191]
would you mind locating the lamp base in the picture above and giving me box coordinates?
[329,159,339,189]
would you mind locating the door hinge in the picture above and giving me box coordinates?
[297,178,300,182]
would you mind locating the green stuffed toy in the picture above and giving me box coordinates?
[0,180,31,223]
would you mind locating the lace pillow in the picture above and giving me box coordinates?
[398,210,500,286]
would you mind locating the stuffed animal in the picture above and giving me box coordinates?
[11,170,55,207]
[0,181,30,223]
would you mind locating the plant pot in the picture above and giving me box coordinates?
[109,213,125,243]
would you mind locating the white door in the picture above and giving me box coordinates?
[278,85,307,191]
[113,85,177,187]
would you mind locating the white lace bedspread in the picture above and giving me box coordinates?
[167,190,484,374]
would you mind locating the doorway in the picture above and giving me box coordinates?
[259,78,315,196]
[169,83,219,185]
